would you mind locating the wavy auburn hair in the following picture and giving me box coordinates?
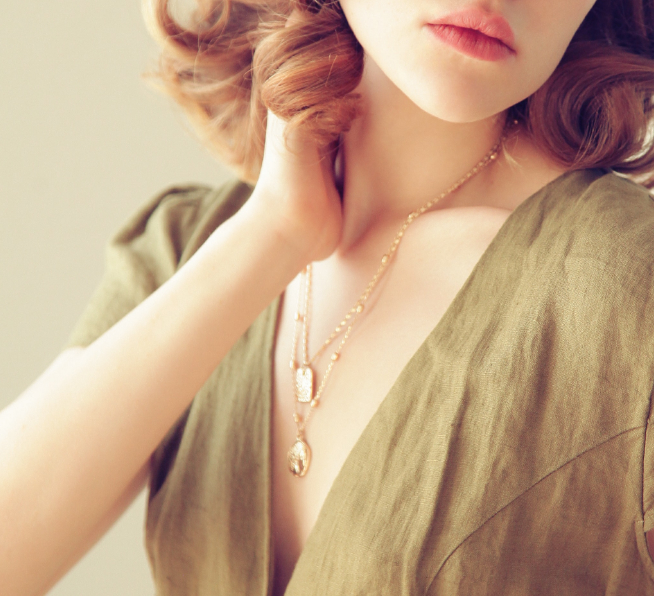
[144,0,654,186]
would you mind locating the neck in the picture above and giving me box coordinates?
[335,56,507,253]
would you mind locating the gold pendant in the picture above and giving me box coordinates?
[295,365,314,403]
[288,437,311,477]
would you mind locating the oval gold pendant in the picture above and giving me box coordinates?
[288,438,311,477]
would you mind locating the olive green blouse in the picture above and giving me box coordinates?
[67,169,654,595]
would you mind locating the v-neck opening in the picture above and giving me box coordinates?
[263,168,605,596]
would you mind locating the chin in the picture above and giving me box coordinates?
[410,86,514,124]
[395,66,521,123]
[419,100,505,123]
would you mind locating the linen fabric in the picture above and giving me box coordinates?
[66,169,654,595]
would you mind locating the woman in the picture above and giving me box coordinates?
[3,0,654,594]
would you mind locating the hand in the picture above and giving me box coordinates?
[247,109,344,263]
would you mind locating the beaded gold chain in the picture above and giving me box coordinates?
[287,123,512,477]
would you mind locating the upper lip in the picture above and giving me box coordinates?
[428,7,516,52]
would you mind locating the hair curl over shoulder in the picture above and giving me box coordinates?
[144,0,654,187]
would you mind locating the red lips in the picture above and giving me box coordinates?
[427,6,516,61]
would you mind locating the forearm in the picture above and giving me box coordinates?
[0,198,307,595]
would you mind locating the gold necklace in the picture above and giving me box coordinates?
[287,124,511,477]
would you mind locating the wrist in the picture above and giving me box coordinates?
[237,187,318,265]
[226,192,313,275]
[242,181,342,265]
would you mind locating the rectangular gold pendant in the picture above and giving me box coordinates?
[295,366,314,403]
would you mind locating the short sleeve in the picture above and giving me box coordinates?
[64,177,254,349]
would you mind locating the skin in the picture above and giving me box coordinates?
[5,1,651,595]
[341,0,597,122]
[334,0,599,247]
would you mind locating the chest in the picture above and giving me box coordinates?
[269,207,512,594]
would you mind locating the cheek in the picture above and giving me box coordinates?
[510,0,598,98]
[339,0,403,52]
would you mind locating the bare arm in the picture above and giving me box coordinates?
[0,107,342,595]
[0,199,309,595]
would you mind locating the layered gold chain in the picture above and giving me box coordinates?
[287,122,512,477]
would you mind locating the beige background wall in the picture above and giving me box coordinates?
[1,2,232,594]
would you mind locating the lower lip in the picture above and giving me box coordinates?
[427,24,513,61]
